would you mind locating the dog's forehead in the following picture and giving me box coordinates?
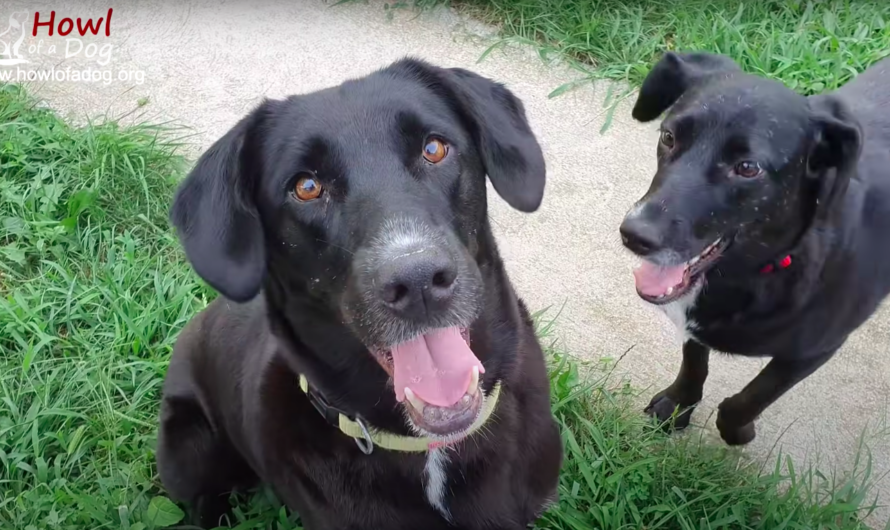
[271,75,462,157]
[719,76,803,109]
[670,76,811,149]
[258,73,470,192]
[300,73,451,122]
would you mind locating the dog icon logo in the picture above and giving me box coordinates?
[0,11,30,66]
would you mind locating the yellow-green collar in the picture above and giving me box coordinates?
[299,374,501,454]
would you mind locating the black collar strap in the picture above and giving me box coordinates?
[300,376,375,454]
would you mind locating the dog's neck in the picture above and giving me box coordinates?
[711,176,818,280]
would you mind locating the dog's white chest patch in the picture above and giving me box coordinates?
[424,448,451,520]
[661,284,702,342]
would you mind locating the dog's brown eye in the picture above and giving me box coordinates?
[422,138,448,164]
[734,161,763,178]
[294,174,323,201]
[660,130,675,148]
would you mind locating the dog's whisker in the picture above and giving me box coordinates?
[315,239,355,255]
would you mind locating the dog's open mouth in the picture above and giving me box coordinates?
[373,327,485,437]
[633,237,730,305]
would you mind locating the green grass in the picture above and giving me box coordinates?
[0,83,885,530]
[436,0,890,95]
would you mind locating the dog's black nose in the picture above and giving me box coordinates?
[620,216,663,256]
[379,250,457,317]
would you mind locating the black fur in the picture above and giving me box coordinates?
[157,58,562,529]
[621,51,890,445]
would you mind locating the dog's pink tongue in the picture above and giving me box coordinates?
[391,327,484,408]
[633,261,686,296]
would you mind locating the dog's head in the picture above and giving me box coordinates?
[170,58,545,437]
[620,51,861,305]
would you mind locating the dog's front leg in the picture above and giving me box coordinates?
[716,349,837,445]
[645,340,710,431]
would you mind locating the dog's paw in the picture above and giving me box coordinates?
[645,390,695,432]
[192,494,232,529]
[716,419,756,445]
[716,399,756,445]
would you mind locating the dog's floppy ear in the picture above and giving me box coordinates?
[442,67,546,213]
[169,105,271,302]
[632,51,741,122]
[806,94,862,222]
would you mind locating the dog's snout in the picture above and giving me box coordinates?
[379,249,457,316]
[349,217,480,342]
[620,215,663,257]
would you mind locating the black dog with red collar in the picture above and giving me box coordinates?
[621,51,890,446]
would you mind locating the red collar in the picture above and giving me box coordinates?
[760,254,792,275]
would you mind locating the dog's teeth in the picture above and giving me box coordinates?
[468,366,480,396]
[666,286,674,296]
[404,387,425,412]
[689,256,700,265]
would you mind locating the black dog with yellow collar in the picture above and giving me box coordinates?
[157,58,562,529]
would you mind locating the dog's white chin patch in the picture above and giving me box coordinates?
[662,282,703,343]
[424,448,451,521]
